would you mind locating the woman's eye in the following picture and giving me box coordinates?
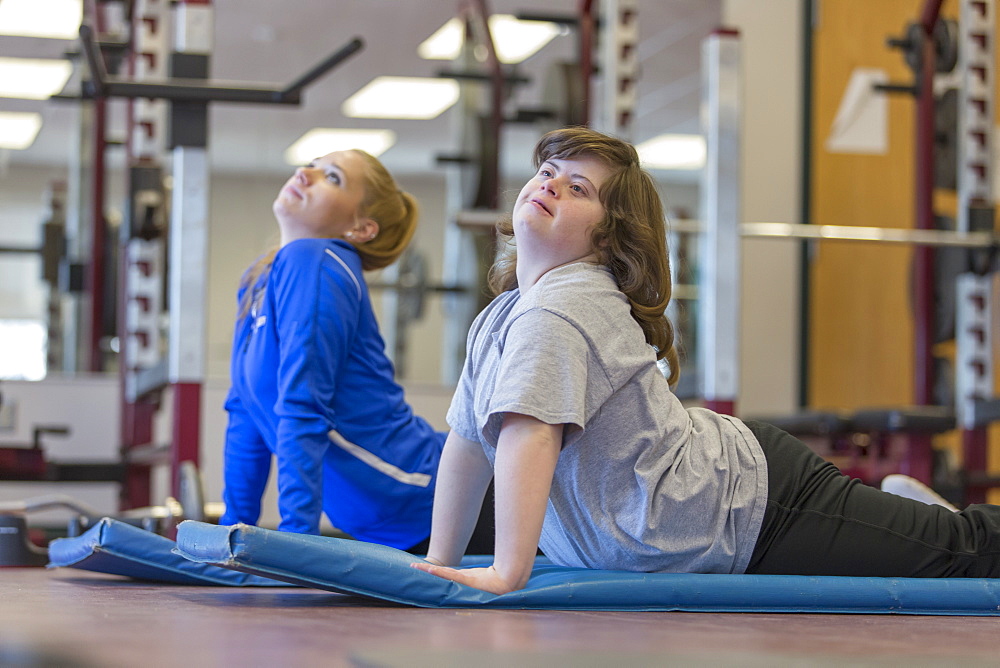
[540,169,552,177]
[326,172,341,184]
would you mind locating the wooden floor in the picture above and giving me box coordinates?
[3,569,999,667]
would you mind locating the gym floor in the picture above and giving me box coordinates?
[5,569,999,667]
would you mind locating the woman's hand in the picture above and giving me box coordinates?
[412,413,559,596]
[410,562,518,595]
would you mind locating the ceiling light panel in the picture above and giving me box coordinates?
[418,14,560,64]
[0,111,43,150]
[284,128,397,165]
[0,0,83,39]
[342,77,459,120]
[0,58,73,99]
[636,134,707,170]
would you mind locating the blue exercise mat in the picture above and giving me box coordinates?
[47,517,284,586]
[175,520,1000,614]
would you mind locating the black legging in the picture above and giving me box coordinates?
[744,420,1000,577]
[406,481,496,556]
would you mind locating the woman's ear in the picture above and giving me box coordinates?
[352,217,380,243]
[592,229,611,249]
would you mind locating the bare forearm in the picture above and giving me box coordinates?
[491,414,562,590]
[426,432,493,566]
[413,416,561,595]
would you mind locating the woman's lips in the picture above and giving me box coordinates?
[530,198,551,215]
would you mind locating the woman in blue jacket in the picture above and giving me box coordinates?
[221,148,491,553]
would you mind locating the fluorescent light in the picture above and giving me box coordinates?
[0,58,73,99]
[284,128,397,165]
[342,77,459,120]
[0,0,83,39]
[418,18,464,60]
[0,112,43,150]
[636,134,707,170]
[418,14,561,64]
[489,15,561,63]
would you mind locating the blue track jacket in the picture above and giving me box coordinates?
[220,238,444,549]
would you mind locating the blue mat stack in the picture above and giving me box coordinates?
[46,518,1000,615]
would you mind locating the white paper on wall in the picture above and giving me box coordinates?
[826,67,889,155]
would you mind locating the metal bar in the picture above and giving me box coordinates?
[799,0,815,409]
[63,83,296,104]
[596,0,639,137]
[45,462,126,483]
[0,494,103,517]
[668,219,998,248]
[0,463,127,483]
[971,398,1000,428]
[80,24,362,106]
[0,246,41,254]
[740,222,997,248]
[920,0,946,32]
[668,218,702,234]
[78,24,108,97]
[697,30,742,415]
[578,0,595,127]
[462,0,503,211]
[368,282,466,294]
[166,0,213,501]
[119,0,171,511]
[455,209,505,228]
[131,357,169,400]
[516,12,580,25]
[873,82,918,95]
[914,4,940,407]
[957,275,993,499]
[167,145,208,490]
[122,442,171,466]
[279,37,364,101]
[171,382,201,496]
[87,94,107,373]
[434,69,531,85]
[80,17,110,375]
[482,0,504,212]
[954,0,995,504]
[102,80,292,104]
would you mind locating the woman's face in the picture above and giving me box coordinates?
[513,155,611,265]
[272,150,368,243]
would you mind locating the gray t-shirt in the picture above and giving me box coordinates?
[447,262,768,574]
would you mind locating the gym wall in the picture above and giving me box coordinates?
[809,0,1000,498]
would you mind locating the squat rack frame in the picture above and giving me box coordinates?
[74,0,364,507]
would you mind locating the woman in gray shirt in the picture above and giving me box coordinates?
[412,127,1000,594]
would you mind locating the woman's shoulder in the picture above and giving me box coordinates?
[527,263,618,307]
[517,264,632,343]
[274,238,354,263]
[548,261,614,285]
[273,239,361,280]
[468,289,519,336]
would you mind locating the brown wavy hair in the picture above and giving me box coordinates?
[238,149,419,318]
[488,127,680,385]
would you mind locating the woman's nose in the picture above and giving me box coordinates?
[539,177,559,195]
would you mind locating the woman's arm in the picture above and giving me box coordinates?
[414,413,561,594]
[492,413,561,588]
[220,391,272,526]
[424,430,494,566]
[271,242,360,534]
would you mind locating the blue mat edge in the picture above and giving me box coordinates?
[46,517,285,586]
[174,521,1000,615]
